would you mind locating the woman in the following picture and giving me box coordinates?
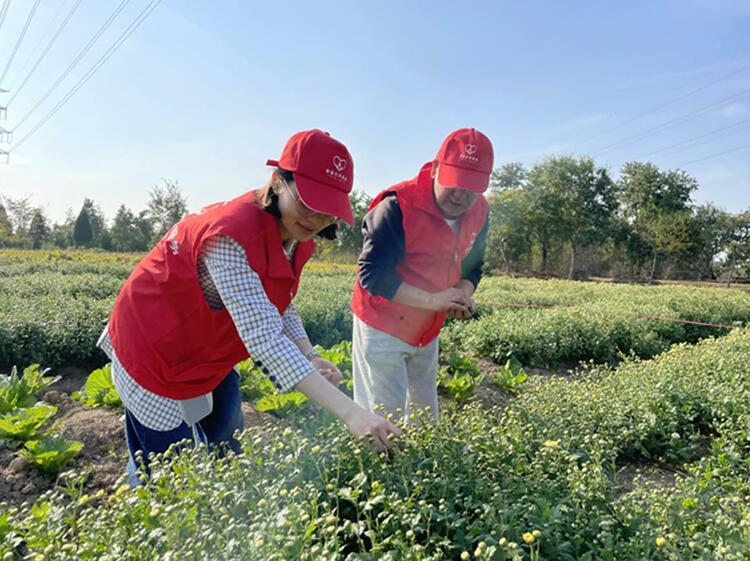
[98,129,401,484]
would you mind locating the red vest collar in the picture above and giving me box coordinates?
[410,162,445,219]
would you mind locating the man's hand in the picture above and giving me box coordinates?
[427,288,473,314]
[310,356,343,386]
[446,280,477,319]
[447,297,476,319]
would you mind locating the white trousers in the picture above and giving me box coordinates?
[352,315,439,422]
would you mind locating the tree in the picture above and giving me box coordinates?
[528,156,617,278]
[50,208,76,248]
[28,210,50,249]
[525,164,565,274]
[110,205,150,252]
[721,210,750,288]
[2,194,35,236]
[80,198,107,248]
[617,162,697,281]
[684,204,729,280]
[73,207,93,247]
[147,179,188,242]
[0,200,12,236]
[489,162,528,194]
[485,187,532,274]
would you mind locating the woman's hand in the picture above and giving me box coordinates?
[310,356,343,386]
[295,372,403,453]
[344,408,403,452]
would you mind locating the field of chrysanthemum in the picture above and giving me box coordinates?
[1,249,750,561]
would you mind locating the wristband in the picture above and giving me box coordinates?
[303,348,320,360]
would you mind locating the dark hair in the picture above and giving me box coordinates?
[256,168,338,240]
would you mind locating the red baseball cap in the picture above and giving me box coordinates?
[266,129,355,225]
[435,128,494,193]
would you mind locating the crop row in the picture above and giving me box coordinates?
[3,327,750,560]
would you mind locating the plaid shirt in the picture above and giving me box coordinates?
[98,235,314,430]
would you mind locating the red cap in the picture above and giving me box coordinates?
[266,129,355,225]
[435,128,494,193]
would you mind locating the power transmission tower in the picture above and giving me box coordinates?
[0,126,11,143]
[0,149,8,164]
[0,87,6,120]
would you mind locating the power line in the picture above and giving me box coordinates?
[12,0,72,89]
[635,117,750,159]
[10,0,163,152]
[592,87,750,156]
[0,0,42,87]
[0,0,11,37]
[11,0,132,131]
[676,141,750,167]
[579,62,750,145]
[7,0,83,107]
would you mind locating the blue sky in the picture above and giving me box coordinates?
[1,0,749,223]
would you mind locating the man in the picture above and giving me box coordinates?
[351,128,492,421]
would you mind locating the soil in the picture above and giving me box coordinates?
[613,461,681,497]
[0,368,271,509]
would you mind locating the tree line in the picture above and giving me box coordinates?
[486,158,750,286]
[0,179,188,252]
[2,160,749,285]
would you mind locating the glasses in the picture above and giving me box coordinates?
[280,177,337,225]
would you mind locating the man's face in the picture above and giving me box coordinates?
[432,165,481,219]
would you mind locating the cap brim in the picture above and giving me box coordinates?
[294,173,354,226]
[438,163,490,193]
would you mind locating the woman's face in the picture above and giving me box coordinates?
[273,175,337,242]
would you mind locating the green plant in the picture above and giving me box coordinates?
[314,340,353,390]
[236,360,276,400]
[0,404,57,441]
[72,364,122,409]
[490,357,528,394]
[22,435,83,474]
[0,364,59,413]
[438,352,483,402]
[255,392,309,417]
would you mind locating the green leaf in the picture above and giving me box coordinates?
[0,404,58,441]
[255,393,309,417]
[236,360,276,400]
[0,365,59,413]
[74,364,121,409]
[22,435,83,474]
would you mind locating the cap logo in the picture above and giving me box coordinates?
[459,143,480,163]
[325,155,349,184]
[333,155,348,172]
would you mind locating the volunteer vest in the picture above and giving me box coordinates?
[108,191,315,399]
[352,162,488,346]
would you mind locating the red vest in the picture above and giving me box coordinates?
[352,162,488,346]
[108,191,315,399]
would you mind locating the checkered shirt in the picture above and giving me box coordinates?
[98,235,314,430]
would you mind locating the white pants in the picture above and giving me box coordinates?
[352,316,439,422]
